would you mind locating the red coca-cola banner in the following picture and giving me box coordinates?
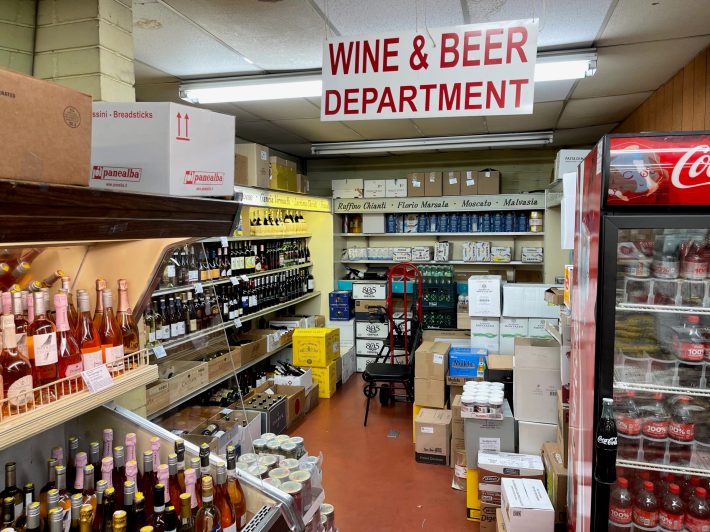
[606,134,710,206]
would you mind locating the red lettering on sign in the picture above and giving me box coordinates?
[484,28,504,65]
[465,81,483,110]
[399,85,416,112]
[362,88,377,113]
[363,40,379,73]
[377,86,396,113]
[506,27,528,63]
[344,89,358,114]
[510,79,529,107]
[420,84,436,111]
[383,38,399,72]
[486,80,506,108]
[440,83,461,111]
[324,90,341,115]
[462,31,481,67]
[440,33,459,68]
[328,41,354,74]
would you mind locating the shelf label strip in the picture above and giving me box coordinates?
[333,194,546,213]
[234,186,331,212]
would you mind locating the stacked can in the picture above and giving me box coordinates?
[462,381,505,416]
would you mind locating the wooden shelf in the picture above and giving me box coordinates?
[334,232,544,237]
[147,341,293,420]
[202,234,311,242]
[338,260,543,267]
[0,179,242,244]
[0,364,158,451]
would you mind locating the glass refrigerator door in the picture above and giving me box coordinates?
[609,226,710,530]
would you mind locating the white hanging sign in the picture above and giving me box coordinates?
[322,19,538,121]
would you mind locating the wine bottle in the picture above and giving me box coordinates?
[73,452,87,494]
[123,481,135,532]
[69,493,82,532]
[213,463,236,532]
[224,447,246,530]
[125,461,138,487]
[0,463,22,521]
[140,452,154,524]
[177,494,193,532]
[25,502,40,532]
[92,279,106,332]
[143,302,157,349]
[102,430,113,459]
[151,485,166,532]
[134,493,147,532]
[0,314,33,412]
[81,465,96,513]
[3,496,16,530]
[60,276,78,332]
[55,293,83,393]
[100,488,116,532]
[12,292,29,359]
[27,291,58,394]
[194,477,220,532]
[90,481,106,532]
[79,504,92,532]
[39,458,57,521]
[89,443,101,477]
[164,506,177,532]
[112,447,126,505]
[101,458,113,489]
[124,434,137,465]
[75,291,102,371]
[53,466,70,519]
[66,437,79,494]
[47,506,62,532]
[183,470,198,517]
[99,290,124,372]
[117,280,139,355]
[185,294,197,335]
[156,466,169,500]
[13,482,35,531]
[150,439,161,483]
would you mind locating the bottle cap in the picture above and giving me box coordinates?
[617,477,628,488]
[670,483,680,494]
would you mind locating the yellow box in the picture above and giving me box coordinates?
[564,265,574,308]
[413,403,422,443]
[310,362,337,398]
[293,328,340,367]
[467,468,481,521]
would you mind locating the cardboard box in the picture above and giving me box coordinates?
[364,179,386,198]
[478,452,545,506]
[554,149,589,181]
[501,478,554,532]
[362,214,385,233]
[529,318,556,340]
[296,173,309,193]
[329,303,352,321]
[480,502,499,532]
[443,171,461,196]
[392,247,412,262]
[270,384,306,427]
[544,288,564,306]
[341,346,356,384]
[452,395,464,439]
[414,341,450,380]
[435,241,452,261]
[502,284,561,319]
[412,246,434,262]
[352,281,387,300]
[458,310,472,330]
[0,68,91,185]
[91,102,235,196]
[304,383,320,413]
[464,400,515,468]
[415,408,452,465]
[541,442,568,524]
[356,337,385,356]
[461,170,478,195]
[273,367,313,389]
[557,390,569,466]
[496,509,505,532]
[244,394,288,435]
[424,171,443,196]
[477,170,501,195]
[235,143,270,188]
[356,354,375,373]
[269,156,297,191]
[355,320,388,339]
[207,352,233,381]
[514,338,561,424]
[413,403,423,442]
[491,247,512,263]
[521,247,544,263]
[167,361,209,404]
[230,334,268,367]
[471,317,500,353]
[310,361,337,398]
[354,298,388,319]
[414,378,446,409]
[326,318,355,347]
[332,178,364,198]
[407,173,426,197]
[467,468,481,521]
[386,178,408,197]
[468,276,502,317]
[146,380,170,415]
[518,421,557,455]
[292,328,340,367]
[329,290,353,306]
[499,318,529,356]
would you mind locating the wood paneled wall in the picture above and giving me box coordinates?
[615,47,710,133]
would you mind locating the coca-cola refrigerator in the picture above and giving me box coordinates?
[569,132,710,531]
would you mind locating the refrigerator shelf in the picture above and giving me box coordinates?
[616,302,710,315]
[616,459,710,479]
[614,381,710,398]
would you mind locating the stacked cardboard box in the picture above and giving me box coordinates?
[414,341,450,408]
[451,395,465,465]
[500,478,554,532]
[557,389,569,467]
[415,408,452,465]
[542,442,568,525]
[292,328,340,398]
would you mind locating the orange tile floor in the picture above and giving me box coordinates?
[290,376,476,531]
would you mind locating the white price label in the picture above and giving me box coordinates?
[264,388,274,396]
[432,354,444,365]
[479,437,500,452]
[152,345,167,359]
[233,318,242,329]
[230,277,239,286]
[420,426,434,434]
[81,365,114,393]
[220,237,229,248]
[240,275,249,282]
[194,282,203,294]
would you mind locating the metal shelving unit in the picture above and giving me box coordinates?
[616,459,710,479]
[202,234,311,242]
[335,231,544,237]
[613,381,710,398]
[616,303,710,316]
[337,259,543,266]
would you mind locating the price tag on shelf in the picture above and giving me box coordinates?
[264,388,274,395]
[152,345,167,359]
[220,236,229,248]
[240,275,249,282]
[194,282,203,294]
[230,277,239,286]
[81,365,114,393]
[233,318,242,329]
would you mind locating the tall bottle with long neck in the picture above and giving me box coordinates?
[14,482,35,531]
[123,481,135,532]
[117,280,139,356]
[39,458,57,521]
[224,447,246,530]
[72,452,87,495]
[27,291,58,395]
[133,492,146,532]
[157,465,169,501]
[178,493,193,532]
[152,484,166,532]
[26,501,41,532]
[102,429,113,459]
[141,451,155,524]
[112,447,126,505]
[90,481,106,532]
[75,291,102,371]
[150,438,161,482]
[54,466,71,518]
[0,313,33,413]
[55,293,83,393]
[12,291,29,359]
[79,504,92,532]
[213,463,236,532]
[184,469,198,517]
[167,455,181,512]
[93,278,106,331]
[67,437,79,493]
[194,477,220,532]
[61,276,78,332]
[174,441,186,495]
[69,493,83,532]
[81,465,96,512]
[47,506,63,532]
[101,457,114,489]
[100,487,115,532]
[0,462,22,520]
[99,289,124,372]
[124,433,137,465]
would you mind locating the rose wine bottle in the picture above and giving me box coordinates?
[99,289,124,373]
[55,293,83,394]
[195,477,220,532]
[12,291,29,360]
[75,290,103,371]
[0,313,33,413]
[26,291,34,323]
[81,465,97,512]
[117,279,139,358]
[225,446,246,530]
[214,463,236,532]
[102,429,113,459]
[28,291,58,398]
[61,276,78,332]
[93,278,107,331]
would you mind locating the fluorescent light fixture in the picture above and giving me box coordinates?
[535,49,597,82]
[179,49,596,104]
[180,72,322,104]
[311,132,554,156]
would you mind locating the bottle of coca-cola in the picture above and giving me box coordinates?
[616,391,642,460]
[655,473,676,500]
[609,477,633,531]
[641,392,669,463]
[633,480,658,530]
[632,470,653,498]
[674,315,705,388]
[595,397,618,484]
[659,482,685,531]
[668,396,698,466]
[682,476,702,504]
[686,486,710,532]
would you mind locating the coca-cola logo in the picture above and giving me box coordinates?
[597,435,617,446]
[671,145,710,189]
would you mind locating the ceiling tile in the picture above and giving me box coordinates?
[557,92,653,129]
[200,103,262,122]
[134,60,180,83]
[235,99,321,121]
[269,144,313,158]
[486,101,564,133]
[133,1,261,77]
[599,0,710,46]
[163,0,325,70]
[553,123,617,147]
[411,117,488,136]
[341,119,423,140]
[236,120,310,145]
[534,80,575,103]
[272,119,363,142]
[572,36,710,99]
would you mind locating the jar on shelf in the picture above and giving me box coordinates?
[529,211,544,233]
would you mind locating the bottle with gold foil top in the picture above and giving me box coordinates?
[12,292,29,359]
[93,279,107,331]
[79,504,92,532]
[113,509,127,532]
[0,313,33,412]
[195,477,220,532]
[116,280,139,357]
[178,494,193,532]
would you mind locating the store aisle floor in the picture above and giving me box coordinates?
[291,376,475,531]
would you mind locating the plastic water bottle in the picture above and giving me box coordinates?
[516,212,528,232]
[470,213,478,232]
[504,212,514,232]
[417,213,427,233]
[386,214,397,233]
[438,213,450,233]
[450,212,460,232]
[481,213,491,232]
[429,214,437,233]
[493,212,503,232]
[460,212,470,233]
